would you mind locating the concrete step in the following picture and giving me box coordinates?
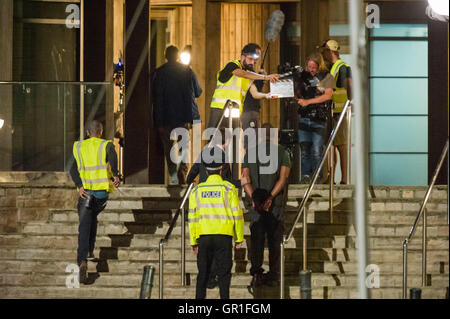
[46,207,450,226]
[16,220,352,237]
[106,197,182,210]
[0,233,356,250]
[12,220,449,245]
[2,284,447,299]
[1,271,448,290]
[107,184,448,202]
[1,258,447,284]
[1,245,447,267]
[103,195,447,215]
[12,231,445,253]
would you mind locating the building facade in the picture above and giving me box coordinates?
[0,0,448,186]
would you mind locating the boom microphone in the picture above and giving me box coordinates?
[261,10,285,69]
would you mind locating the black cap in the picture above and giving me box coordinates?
[201,146,226,171]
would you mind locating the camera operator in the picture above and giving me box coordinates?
[295,52,334,184]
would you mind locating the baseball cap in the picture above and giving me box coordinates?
[318,39,340,51]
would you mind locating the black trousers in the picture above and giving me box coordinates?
[77,195,108,265]
[196,235,233,299]
[249,206,284,278]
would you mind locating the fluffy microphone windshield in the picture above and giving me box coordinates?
[265,10,285,42]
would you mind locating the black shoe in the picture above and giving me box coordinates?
[263,273,280,287]
[207,276,219,289]
[300,175,311,184]
[250,273,265,288]
[87,252,95,260]
[79,260,87,284]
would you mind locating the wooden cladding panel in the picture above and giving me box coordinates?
[221,3,281,128]
[169,6,192,53]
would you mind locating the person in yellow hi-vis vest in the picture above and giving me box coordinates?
[319,39,353,184]
[69,120,120,284]
[208,43,280,129]
[188,146,244,299]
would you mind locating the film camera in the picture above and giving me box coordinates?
[277,62,303,80]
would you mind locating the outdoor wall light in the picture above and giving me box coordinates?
[180,52,191,65]
[428,0,449,16]
[224,107,240,118]
[181,45,192,65]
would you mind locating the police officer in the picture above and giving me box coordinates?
[69,120,120,284]
[188,146,244,299]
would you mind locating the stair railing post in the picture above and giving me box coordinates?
[280,235,285,299]
[402,239,408,299]
[422,208,427,287]
[347,105,352,183]
[329,147,334,224]
[181,206,186,286]
[303,207,308,271]
[159,239,164,299]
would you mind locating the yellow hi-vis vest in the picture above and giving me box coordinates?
[210,60,252,114]
[330,59,350,113]
[188,174,244,246]
[73,137,114,192]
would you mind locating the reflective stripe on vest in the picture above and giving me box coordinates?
[330,59,349,113]
[73,138,113,192]
[210,60,251,114]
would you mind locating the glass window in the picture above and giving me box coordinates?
[370,40,428,77]
[370,78,428,115]
[370,24,428,38]
[330,24,350,37]
[369,24,428,186]
[370,154,428,186]
[370,116,428,153]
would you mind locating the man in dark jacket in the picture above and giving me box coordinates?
[153,45,202,185]
[241,123,291,287]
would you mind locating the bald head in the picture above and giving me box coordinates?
[86,120,103,138]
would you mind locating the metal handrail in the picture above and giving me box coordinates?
[159,182,194,299]
[280,100,351,298]
[402,138,449,299]
[329,104,352,223]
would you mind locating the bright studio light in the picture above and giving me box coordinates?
[428,0,449,16]
[180,52,191,65]
[224,108,240,118]
[0,119,4,129]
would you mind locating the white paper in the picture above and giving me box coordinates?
[269,79,294,98]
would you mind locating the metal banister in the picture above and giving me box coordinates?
[280,100,351,298]
[402,138,449,299]
[159,182,194,299]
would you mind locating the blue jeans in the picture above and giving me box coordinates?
[298,117,327,178]
[77,193,108,265]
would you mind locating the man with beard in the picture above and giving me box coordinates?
[208,43,280,129]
